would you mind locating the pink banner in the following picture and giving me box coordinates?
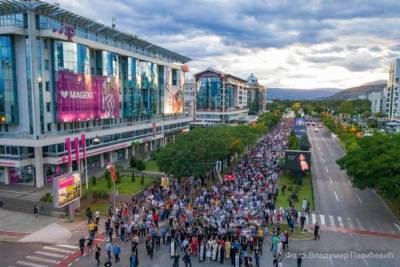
[65,137,72,167]
[56,71,120,122]
[74,137,79,166]
[81,134,86,160]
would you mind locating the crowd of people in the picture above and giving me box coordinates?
[82,119,310,267]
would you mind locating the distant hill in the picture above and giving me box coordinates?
[329,80,386,100]
[267,88,341,100]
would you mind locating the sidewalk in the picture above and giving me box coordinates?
[0,208,88,244]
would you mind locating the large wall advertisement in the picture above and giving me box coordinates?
[53,172,81,208]
[163,67,183,114]
[56,71,120,122]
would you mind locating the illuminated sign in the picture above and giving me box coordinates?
[56,71,120,122]
[53,25,75,40]
[284,150,311,172]
[53,172,81,208]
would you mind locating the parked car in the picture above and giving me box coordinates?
[314,128,319,132]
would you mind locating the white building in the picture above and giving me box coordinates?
[183,79,196,117]
[0,0,191,187]
[384,59,400,119]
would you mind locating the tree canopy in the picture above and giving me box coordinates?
[156,111,282,178]
[337,134,400,203]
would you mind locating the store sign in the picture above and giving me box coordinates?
[53,172,81,208]
[56,71,120,122]
[52,25,75,40]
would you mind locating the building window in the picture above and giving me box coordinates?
[46,102,51,112]
[44,39,48,49]
[44,59,49,70]
[47,123,51,132]
[45,81,50,91]
[172,69,178,86]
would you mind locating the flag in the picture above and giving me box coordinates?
[107,164,118,182]
[74,137,79,166]
[65,137,72,167]
[81,134,86,160]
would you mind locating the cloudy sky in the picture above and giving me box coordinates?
[48,0,400,89]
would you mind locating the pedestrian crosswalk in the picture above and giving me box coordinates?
[8,244,79,267]
[302,213,400,234]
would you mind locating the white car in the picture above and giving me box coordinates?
[314,128,319,132]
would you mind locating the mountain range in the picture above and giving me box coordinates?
[267,88,341,100]
[328,80,386,100]
[267,80,387,100]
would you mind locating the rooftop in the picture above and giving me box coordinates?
[0,0,190,63]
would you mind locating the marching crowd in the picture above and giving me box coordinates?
[81,119,309,267]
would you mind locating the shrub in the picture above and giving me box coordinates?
[287,185,293,192]
[40,192,53,203]
[91,176,97,186]
[136,159,145,171]
[92,189,109,200]
[82,189,91,200]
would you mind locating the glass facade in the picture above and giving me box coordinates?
[0,36,18,124]
[197,76,222,109]
[225,85,234,109]
[54,41,90,74]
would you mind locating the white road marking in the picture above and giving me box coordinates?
[394,223,400,232]
[43,246,74,254]
[322,157,325,163]
[355,193,362,204]
[328,256,333,265]
[325,166,329,173]
[329,176,333,184]
[56,244,79,250]
[34,251,65,258]
[312,213,317,225]
[25,256,57,264]
[334,191,339,202]
[329,215,335,226]
[320,214,326,225]
[337,216,344,228]
[16,261,48,267]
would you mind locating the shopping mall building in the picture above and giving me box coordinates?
[0,0,191,187]
[195,68,266,123]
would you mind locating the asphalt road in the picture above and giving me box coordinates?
[306,125,400,266]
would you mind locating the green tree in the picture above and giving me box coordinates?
[288,131,299,150]
[337,134,400,203]
[299,135,311,151]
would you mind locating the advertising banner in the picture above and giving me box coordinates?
[294,118,307,137]
[284,150,311,172]
[107,164,118,182]
[164,67,183,114]
[53,172,81,208]
[56,71,120,122]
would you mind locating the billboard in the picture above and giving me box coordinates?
[56,71,120,122]
[53,172,81,208]
[284,150,311,172]
[163,67,183,114]
[294,118,307,137]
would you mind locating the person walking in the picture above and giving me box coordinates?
[95,245,101,266]
[79,236,85,256]
[33,205,39,218]
[130,250,139,267]
[105,240,113,262]
[314,222,320,240]
[182,250,192,267]
[297,254,303,267]
[113,243,121,263]
[173,253,180,267]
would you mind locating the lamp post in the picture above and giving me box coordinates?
[96,135,117,211]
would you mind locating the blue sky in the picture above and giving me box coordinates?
[49,0,400,89]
